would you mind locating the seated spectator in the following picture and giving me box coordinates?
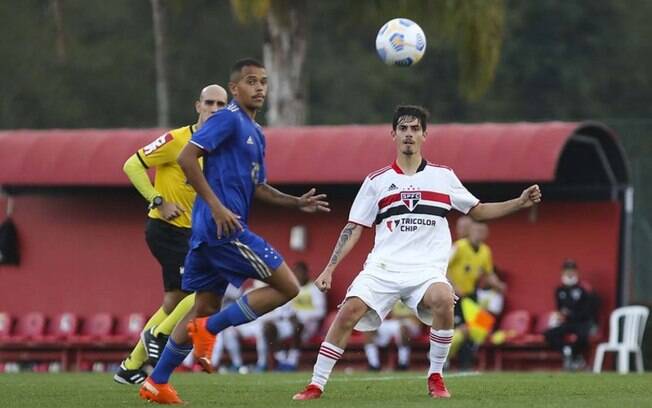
[363,300,423,371]
[261,261,327,371]
[544,259,597,371]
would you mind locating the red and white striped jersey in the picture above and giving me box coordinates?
[348,159,479,272]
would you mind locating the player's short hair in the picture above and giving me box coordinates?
[230,58,265,82]
[392,105,430,131]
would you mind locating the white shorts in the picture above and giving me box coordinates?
[344,262,450,331]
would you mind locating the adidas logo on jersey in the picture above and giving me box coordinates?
[246,136,254,145]
[388,183,398,191]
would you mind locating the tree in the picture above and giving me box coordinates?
[230,0,504,126]
[151,0,170,128]
[231,0,308,126]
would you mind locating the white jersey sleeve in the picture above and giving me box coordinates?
[449,171,480,214]
[348,177,378,227]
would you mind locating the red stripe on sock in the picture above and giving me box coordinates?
[319,350,341,360]
[321,345,343,356]
[430,335,452,343]
[319,347,342,360]
[319,347,342,359]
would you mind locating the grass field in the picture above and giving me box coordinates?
[2,371,651,408]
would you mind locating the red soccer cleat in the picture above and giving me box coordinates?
[139,378,184,404]
[292,384,323,400]
[427,373,451,398]
[186,317,216,373]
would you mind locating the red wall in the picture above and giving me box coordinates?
[0,194,620,329]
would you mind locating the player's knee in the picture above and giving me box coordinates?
[430,295,454,316]
[283,281,300,300]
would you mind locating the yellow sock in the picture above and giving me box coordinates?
[153,293,195,337]
[123,307,168,370]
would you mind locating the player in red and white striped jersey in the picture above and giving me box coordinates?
[293,105,541,400]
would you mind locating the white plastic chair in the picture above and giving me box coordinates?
[593,305,649,374]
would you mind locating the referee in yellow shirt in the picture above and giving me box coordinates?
[447,221,505,369]
[114,84,228,384]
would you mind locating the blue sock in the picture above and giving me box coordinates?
[150,338,192,384]
[206,295,258,334]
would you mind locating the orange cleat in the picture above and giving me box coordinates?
[139,378,183,404]
[292,384,323,401]
[186,317,216,373]
[427,373,451,398]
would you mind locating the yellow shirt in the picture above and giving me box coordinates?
[447,238,494,297]
[137,125,197,229]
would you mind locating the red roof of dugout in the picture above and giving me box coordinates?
[0,122,628,186]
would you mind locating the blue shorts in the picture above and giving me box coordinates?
[182,229,284,295]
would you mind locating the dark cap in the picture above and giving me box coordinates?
[562,258,577,270]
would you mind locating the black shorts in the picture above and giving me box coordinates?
[145,218,192,292]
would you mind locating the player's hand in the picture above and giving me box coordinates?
[518,184,542,208]
[314,270,333,292]
[211,204,243,239]
[159,201,186,221]
[298,188,330,213]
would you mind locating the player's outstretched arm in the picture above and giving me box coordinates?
[255,184,330,213]
[469,184,542,222]
[178,143,242,238]
[315,222,364,292]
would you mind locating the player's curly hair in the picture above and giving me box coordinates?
[392,105,430,131]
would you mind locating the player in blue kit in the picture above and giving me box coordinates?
[139,58,330,404]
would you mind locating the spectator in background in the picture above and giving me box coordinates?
[544,259,596,370]
[455,215,472,241]
[447,221,505,369]
[262,261,327,371]
[363,300,423,371]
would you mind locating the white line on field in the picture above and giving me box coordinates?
[280,371,481,384]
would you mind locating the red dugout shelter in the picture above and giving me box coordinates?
[0,122,630,334]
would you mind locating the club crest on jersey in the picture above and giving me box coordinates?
[401,192,421,211]
[386,219,401,232]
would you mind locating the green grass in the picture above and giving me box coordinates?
[2,371,651,408]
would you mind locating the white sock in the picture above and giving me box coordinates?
[222,328,243,367]
[211,333,225,367]
[364,343,380,368]
[310,342,344,390]
[397,345,410,366]
[428,329,453,376]
[256,333,267,367]
[182,351,194,368]
[287,348,300,366]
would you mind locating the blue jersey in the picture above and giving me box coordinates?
[189,101,267,248]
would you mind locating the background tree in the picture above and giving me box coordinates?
[150,0,170,128]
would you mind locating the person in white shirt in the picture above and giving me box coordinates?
[293,105,542,401]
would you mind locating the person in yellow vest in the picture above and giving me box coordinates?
[363,300,423,371]
[113,84,228,385]
[447,221,505,369]
[262,261,327,371]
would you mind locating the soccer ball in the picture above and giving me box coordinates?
[375,18,426,67]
